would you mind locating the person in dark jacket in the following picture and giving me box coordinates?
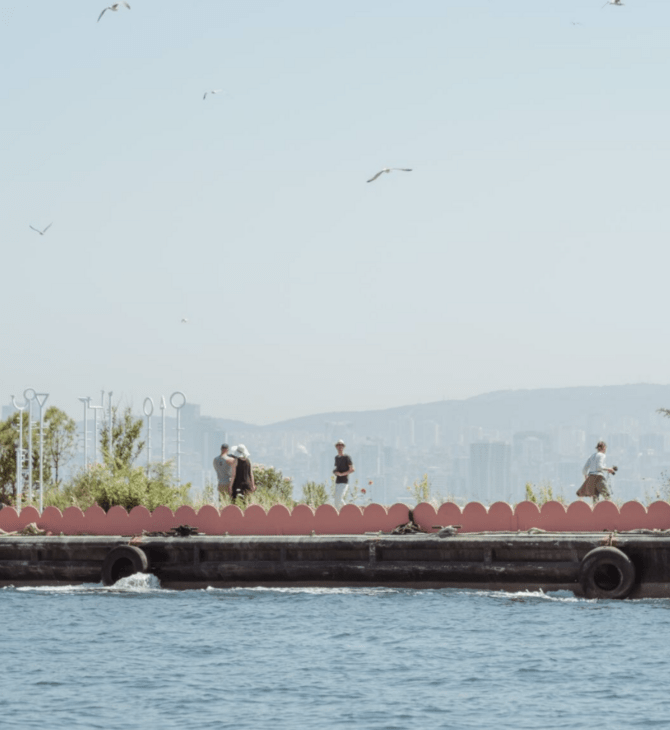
[229,444,256,502]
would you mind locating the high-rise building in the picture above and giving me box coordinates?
[469,441,512,503]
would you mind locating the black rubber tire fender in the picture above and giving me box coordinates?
[101,545,149,586]
[579,546,635,600]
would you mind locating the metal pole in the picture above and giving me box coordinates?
[143,397,154,473]
[37,395,48,505]
[11,395,27,513]
[34,393,49,513]
[107,391,113,454]
[78,397,90,467]
[160,396,166,463]
[170,392,186,482]
[15,445,21,512]
[24,388,35,502]
[90,406,104,463]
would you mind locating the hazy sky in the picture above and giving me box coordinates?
[2,0,670,425]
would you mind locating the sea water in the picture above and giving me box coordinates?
[1,577,669,729]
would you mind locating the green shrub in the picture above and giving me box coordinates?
[301,481,329,508]
[237,464,295,510]
[44,461,190,512]
[524,482,565,506]
[407,474,431,504]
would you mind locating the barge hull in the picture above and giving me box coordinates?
[1,533,669,598]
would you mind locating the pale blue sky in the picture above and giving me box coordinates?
[2,0,669,424]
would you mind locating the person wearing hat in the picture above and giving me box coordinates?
[229,444,256,502]
[333,440,355,510]
[213,444,235,498]
[577,441,616,503]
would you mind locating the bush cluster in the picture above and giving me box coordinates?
[43,462,190,512]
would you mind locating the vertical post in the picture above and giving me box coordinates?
[170,392,186,482]
[15,445,21,513]
[11,395,27,513]
[143,397,154,473]
[25,390,35,502]
[160,396,167,463]
[78,397,90,467]
[107,391,113,447]
[90,406,104,463]
[34,393,49,513]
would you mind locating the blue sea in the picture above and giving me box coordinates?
[1,577,668,730]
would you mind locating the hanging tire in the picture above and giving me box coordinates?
[579,546,635,600]
[101,545,149,586]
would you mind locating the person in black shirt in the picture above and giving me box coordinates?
[229,444,256,502]
[333,439,354,510]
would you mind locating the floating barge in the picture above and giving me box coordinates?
[1,531,670,599]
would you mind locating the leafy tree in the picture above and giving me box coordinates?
[0,412,49,506]
[44,406,77,486]
[100,406,145,473]
[0,413,22,505]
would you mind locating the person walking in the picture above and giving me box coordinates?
[333,439,355,510]
[229,444,256,502]
[577,441,616,503]
[213,444,235,499]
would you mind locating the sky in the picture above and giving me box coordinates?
[2,0,670,425]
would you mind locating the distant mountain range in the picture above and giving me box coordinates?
[247,384,670,437]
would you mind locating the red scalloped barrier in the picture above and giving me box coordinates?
[2,500,670,535]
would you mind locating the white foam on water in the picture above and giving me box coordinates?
[464,587,586,603]
[204,585,401,595]
[9,573,164,594]
[15,582,107,594]
[110,572,163,592]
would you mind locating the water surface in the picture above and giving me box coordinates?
[1,578,667,729]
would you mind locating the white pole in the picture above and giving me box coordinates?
[170,392,186,482]
[143,397,154,473]
[78,397,90,467]
[107,391,113,451]
[160,395,167,463]
[25,391,34,502]
[90,406,103,463]
[34,393,49,513]
[15,445,21,512]
[11,395,27,512]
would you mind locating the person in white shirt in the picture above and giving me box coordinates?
[576,441,616,503]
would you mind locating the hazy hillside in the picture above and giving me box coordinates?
[261,384,670,436]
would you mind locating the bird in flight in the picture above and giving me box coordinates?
[367,168,412,183]
[98,2,130,22]
[29,223,52,236]
[602,0,623,7]
[203,90,222,101]
[181,317,188,324]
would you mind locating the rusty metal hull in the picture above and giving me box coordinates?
[1,533,670,598]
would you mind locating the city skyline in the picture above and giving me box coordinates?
[5,382,670,506]
[2,1,670,424]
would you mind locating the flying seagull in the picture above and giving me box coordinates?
[203,90,222,101]
[29,223,52,236]
[602,0,623,7]
[367,167,412,183]
[181,317,188,324]
[98,2,130,22]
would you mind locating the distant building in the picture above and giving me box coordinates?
[469,441,512,503]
